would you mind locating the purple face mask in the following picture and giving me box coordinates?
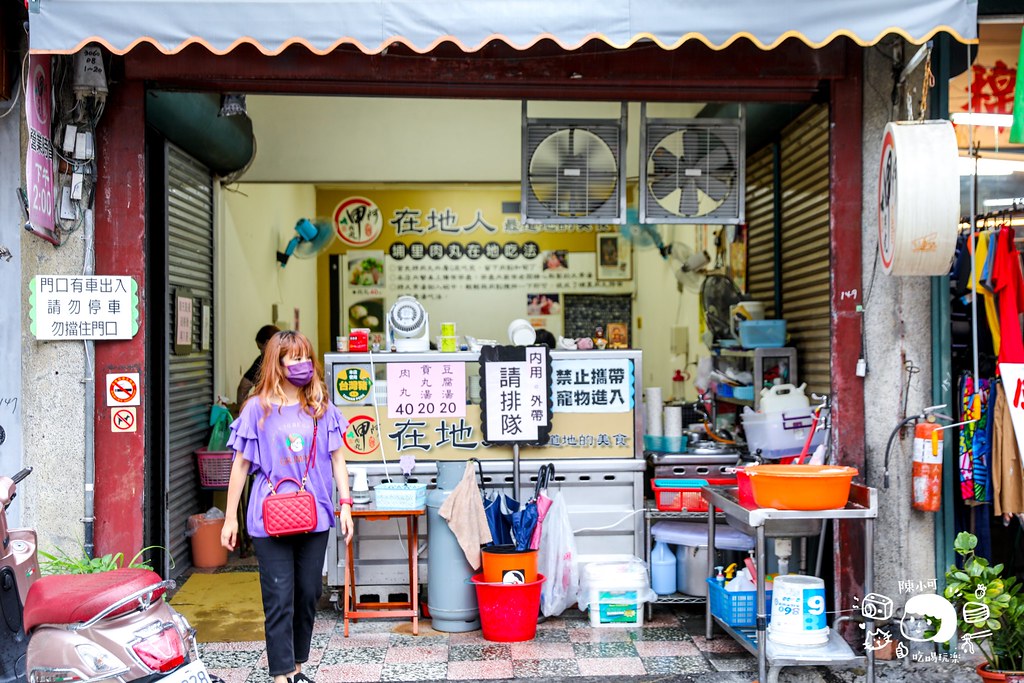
[284,360,314,387]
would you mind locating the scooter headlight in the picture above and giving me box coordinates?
[74,643,128,674]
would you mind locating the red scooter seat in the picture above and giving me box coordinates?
[23,568,166,632]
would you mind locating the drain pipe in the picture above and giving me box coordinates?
[82,210,96,558]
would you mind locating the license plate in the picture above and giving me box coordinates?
[161,659,212,683]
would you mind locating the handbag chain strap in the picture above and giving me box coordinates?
[267,416,317,494]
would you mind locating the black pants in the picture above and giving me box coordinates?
[252,531,329,676]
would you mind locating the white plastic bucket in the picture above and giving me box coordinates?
[767,575,829,646]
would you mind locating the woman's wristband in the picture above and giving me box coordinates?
[338,497,354,507]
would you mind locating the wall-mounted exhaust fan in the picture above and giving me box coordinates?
[640,104,745,225]
[521,103,627,224]
[277,218,336,267]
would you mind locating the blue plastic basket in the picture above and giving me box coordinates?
[374,482,427,510]
[738,320,787,348]
[706,578,773,627]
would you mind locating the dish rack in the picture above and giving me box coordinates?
[650,478,735,512]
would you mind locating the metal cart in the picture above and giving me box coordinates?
[702,484,877,683]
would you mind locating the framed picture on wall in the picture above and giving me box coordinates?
[607,321,629,349]
[596,233,632,281]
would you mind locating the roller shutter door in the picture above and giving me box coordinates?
[743,104,831,396]
[778,105,830,396]
[164,144,214,577]
[745,145,777,317]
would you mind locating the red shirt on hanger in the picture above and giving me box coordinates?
[993,225,1024,366]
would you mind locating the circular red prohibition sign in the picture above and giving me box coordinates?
[109,376,138,404]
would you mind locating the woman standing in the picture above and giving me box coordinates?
[221,330,354,683]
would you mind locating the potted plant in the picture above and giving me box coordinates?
[943,532,1024,681]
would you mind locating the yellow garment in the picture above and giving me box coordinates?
[968,232,1001,355]
[438,461,493,570]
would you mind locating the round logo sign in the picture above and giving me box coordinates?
[343,415,380,455]
[336,366,374,403]
[878,129,897,272]
[333,197,383,247]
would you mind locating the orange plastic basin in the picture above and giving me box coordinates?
[745,465,859,510]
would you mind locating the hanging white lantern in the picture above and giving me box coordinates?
[877,120,960,276]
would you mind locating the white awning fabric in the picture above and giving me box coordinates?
[29,0,978,56]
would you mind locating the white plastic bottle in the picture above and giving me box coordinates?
[651,541,677,595]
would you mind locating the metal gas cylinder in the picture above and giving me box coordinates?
[426,461,480,632]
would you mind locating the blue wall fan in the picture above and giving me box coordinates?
[277,218,336,267]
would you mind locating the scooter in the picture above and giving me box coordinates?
[0,468,211,683]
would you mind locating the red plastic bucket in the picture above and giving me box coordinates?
[736,468,756,507]
[470,573,545,642]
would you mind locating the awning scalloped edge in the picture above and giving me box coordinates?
[29,25,978,56]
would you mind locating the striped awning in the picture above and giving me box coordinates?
[29,0,978,56]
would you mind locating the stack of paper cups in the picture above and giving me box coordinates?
[645,387,663,435]
[664,406,684,453]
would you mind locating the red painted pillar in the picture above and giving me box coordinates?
[93,79,147,558]
[829,46,866,627]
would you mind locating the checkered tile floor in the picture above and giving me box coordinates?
[197,604,766,683]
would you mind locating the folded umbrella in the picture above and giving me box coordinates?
[529,464,555,550]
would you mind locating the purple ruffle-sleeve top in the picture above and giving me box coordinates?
[227,399,349,537]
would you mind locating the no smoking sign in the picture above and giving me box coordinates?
[106,373,140,406]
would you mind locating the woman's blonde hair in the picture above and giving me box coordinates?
[251,330,328,423]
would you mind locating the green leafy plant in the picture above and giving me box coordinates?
[39,545,169,575]
[943,532,1024,673]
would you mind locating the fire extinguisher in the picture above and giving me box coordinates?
[911,421,942,512]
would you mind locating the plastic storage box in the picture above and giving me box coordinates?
[579,558,656,628]
[706,577,773,627]
[651,478,736,512]
[738,320,787,348]
[374,482,428,510]
[741,410,824,460]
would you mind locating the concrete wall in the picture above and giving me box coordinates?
[17,127,88,559]
[861,41,937,599]
[216,184,319,400]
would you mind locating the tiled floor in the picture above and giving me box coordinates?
[198,598,763,683]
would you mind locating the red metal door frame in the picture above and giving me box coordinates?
[95,40,866,610]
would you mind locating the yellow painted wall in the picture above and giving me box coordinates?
[315,184,633,355]
[216,184,319,401]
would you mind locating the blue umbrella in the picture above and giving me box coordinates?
[472,458,520,547]
[510,464,553,551]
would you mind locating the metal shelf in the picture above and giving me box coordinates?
[653,592,706,605]
[702,484,878,683]
[716,396,754,407]
[643,503,725,617]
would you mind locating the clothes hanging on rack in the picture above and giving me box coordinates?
[992,383,1024,516]
[993,224,1024,366]
[958,374,992,504]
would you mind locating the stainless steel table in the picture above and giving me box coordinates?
[702,484,877,683]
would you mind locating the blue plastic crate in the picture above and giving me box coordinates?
[738,320,787,348]
[706,578,773,627]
